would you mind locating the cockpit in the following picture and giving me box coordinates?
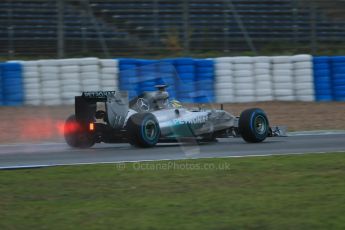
[129,85,182,112]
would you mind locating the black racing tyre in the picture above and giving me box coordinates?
[64,114,95,148]
[239,108,269,143]
[126,113,160,148]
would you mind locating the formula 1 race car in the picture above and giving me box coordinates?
[64,86,285,148]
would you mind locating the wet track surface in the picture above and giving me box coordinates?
[0,133,345,169]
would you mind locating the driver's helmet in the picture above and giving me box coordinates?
[170,99,182,108]
[154,84,169,109]
[154,91,169,109]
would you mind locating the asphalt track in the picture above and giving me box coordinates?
[0,132,345,169]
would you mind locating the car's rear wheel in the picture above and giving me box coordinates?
[126,113,160,147]
[239,108,269,143]
[64,114,95,148]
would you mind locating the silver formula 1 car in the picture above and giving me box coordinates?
[64,87,285,148]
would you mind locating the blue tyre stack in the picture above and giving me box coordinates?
[194,59,215,103]
[0,64,3,105]
[118,58,139,99]
[330,56,345,101]
[1,62,24,106]
[175,58,196,103]
[313,56,333,101]
[138,60,157,94]
[157,59,177,99]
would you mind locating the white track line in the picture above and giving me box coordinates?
[288,130,345,136]
[1,150,344,170]
[0,142,64,147]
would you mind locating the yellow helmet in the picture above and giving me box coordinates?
[171,99,182,108]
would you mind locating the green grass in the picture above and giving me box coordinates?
[1,153,345,230]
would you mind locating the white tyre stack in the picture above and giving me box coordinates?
[292,54,315,101]
[214,57,234,103]
[253,56,273,101]
[233,57,254,103]
[39,59,62,106]
[79,57,101,92]
[22,61,41,105]
[271,56,295,101]
[59,58,81,105]
[99,59,119,91]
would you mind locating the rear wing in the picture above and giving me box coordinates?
[82,91,118,100]
[75,91,129,129]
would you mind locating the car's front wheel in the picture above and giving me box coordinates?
[239,108,269,143]
[64,114,95,148]
[126,113,160,148]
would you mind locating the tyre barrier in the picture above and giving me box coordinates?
[22,61,41,105]
[271,56,295,101]
[0,67,3,105]
[174,58,196,103]
[292,54,315,102]
[194,59,215,103]
[214,57,234,103]
[79,57,101,94]
[39,59,61,106]
[253,56,273,102]
[100,59,118,91]
[1,55,344,106]
[157,59,177,99]
[313,56,333,101]
[330,56,345,101]
[118,58,139,99]
[233,57,255,103]
[138,59,158,93]
[0,58,120,106]
[59,59,80,105]
[117,57,212,103]
[0,62,24,106]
